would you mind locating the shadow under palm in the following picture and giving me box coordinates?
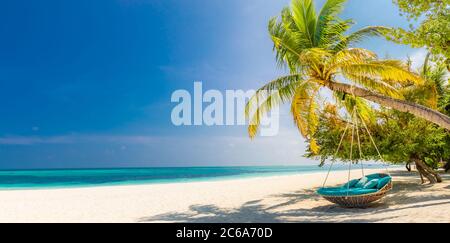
[139,171,450,223]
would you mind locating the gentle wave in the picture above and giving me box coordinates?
[0,164,392,189]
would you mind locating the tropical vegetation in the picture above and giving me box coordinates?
[307,57,449,183]
[388,0,450,70]
[246,0,450,182]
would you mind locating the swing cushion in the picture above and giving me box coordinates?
[317,174,392,197]
[317,187,378,196]
[354,176,369,188]
[377,177,392,189]
[363,179,379,189]
[342,179,359,189]
[366,173,383,179]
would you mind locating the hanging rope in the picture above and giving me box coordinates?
[358,112,391,177]
[322,85,391,189]
[354,111,365,177]
[346,108,356,197]
[322,118,351,188]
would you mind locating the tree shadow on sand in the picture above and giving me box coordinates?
[139,171,450,223]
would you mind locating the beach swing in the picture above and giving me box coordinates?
[317,107,393,208]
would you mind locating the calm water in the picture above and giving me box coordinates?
[0,165,388,189]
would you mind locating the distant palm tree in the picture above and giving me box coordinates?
[403,52,449,111]
[246,0,450,153]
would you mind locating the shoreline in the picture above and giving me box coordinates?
[0,165,395,191]
[0,171,333,192]
[0,169,337,192]
[0,168,448,223]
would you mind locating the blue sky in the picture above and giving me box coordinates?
[0,0,426,169]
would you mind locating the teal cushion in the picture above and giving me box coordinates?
[342,179,359,189]
[353,188,378,195]
[317,187,378,196]
[366,173,382,179]
[377,177,391,189]
[363,179,379,189]
[354,176,369,188]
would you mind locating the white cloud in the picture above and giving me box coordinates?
[0,128,314,166]
[409,48,428,71]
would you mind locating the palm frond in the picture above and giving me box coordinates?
[291,82,320,138]
[339,60,424,85]
[319,19,353,49]
[342,72,404,99]
[246,74,306,138]
[401,82,439,109]
[333,92,375,124]
[291,83,321,155]
[291,0,317,48]
[334,26,391,51]
[426,64,448,96]
[298,48,333,67]
[269,17,307,70]
[326,48,377,78]
[315,0,347,46]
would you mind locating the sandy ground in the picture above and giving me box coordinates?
[0,168,449,223]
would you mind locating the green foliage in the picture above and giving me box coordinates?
[307,57,450,167]
[373,113,448,169]
[388,0,450,64]
[309,107,449,168]
[441,89,450,116]
[394,0,447,18]
[406,54,450,115]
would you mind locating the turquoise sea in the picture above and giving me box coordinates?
[0,165,390,190]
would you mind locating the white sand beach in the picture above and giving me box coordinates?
[0,169,449,223]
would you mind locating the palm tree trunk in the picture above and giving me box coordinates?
[327,81,450,130]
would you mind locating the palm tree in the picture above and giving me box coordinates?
[246,0,450,152]
[402,53,449,183]
[403,52,449,111]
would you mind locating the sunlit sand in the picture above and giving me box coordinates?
[0,169,448,223]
